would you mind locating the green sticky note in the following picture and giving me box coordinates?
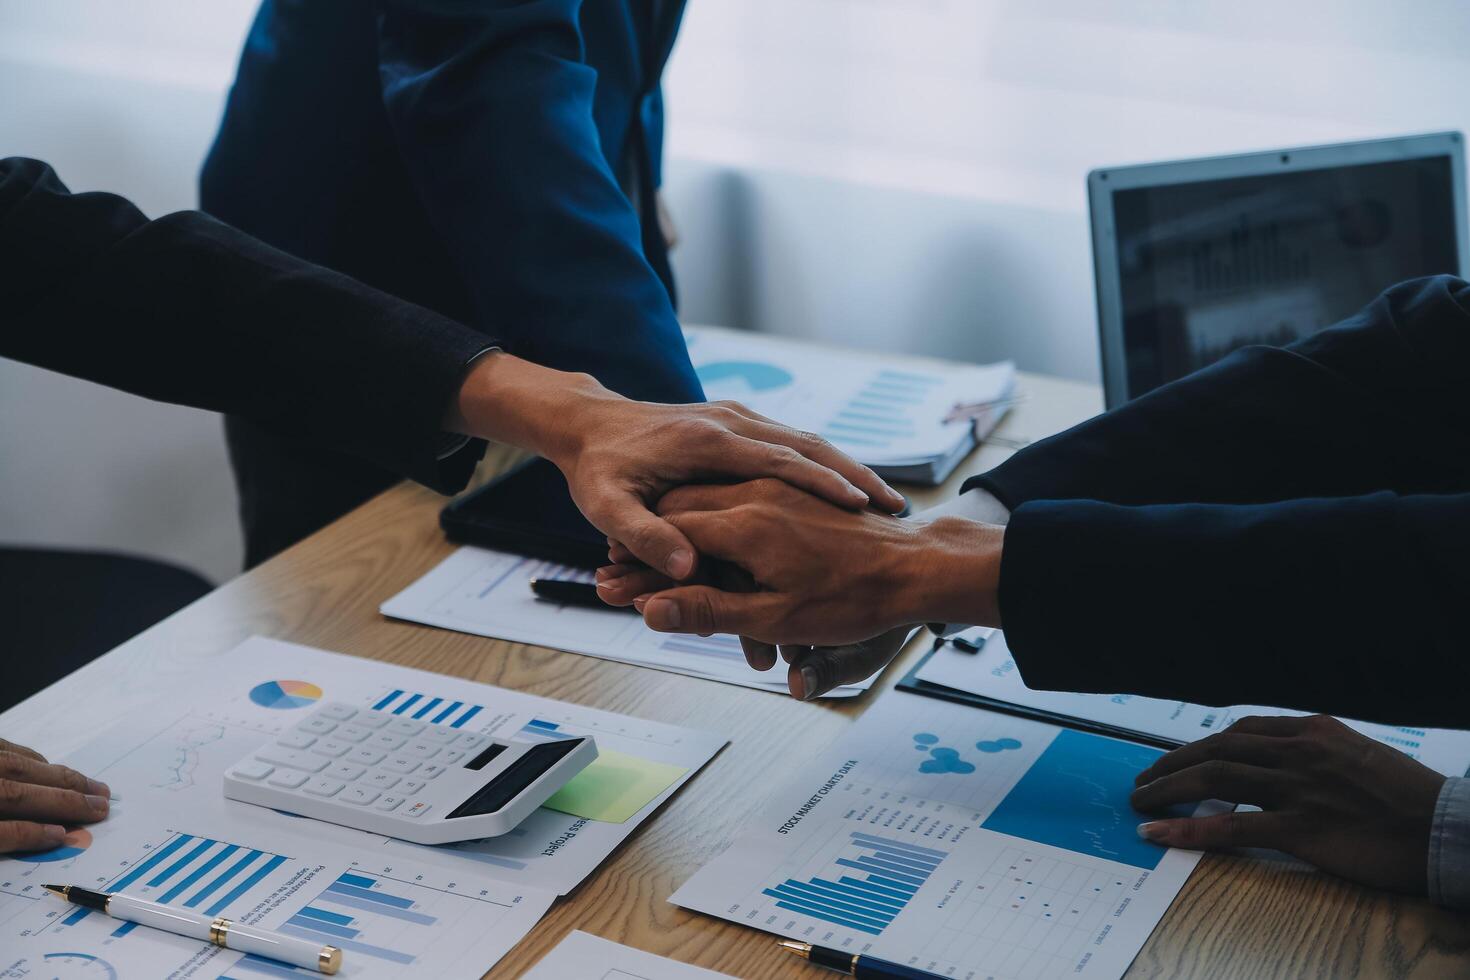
[542,748,688,823]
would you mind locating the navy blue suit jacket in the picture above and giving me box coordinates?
[200,0,702,563]
[971,276,1470,728]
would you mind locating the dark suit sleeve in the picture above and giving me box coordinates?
[979,277,1470,728]
[968,276,1470,509]
[373,0,704,406]
[0,157,492,493]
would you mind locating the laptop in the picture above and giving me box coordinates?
[1088,132,1468,408]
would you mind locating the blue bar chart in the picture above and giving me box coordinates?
[56,832,289,937]
[516,719,577,743]
[372,689,484,728]
[265,872,437,966]
[819,369,940,449]
[657,632,745,662]
[761,832,946,936]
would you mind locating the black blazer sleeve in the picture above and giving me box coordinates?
[969,276,1470,728]
[0,157,491,493]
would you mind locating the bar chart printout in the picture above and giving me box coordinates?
[10,823,554,980]
[762,832,943,936]
[52,831,290,938]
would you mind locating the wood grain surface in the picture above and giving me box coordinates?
[6,372,1468,978]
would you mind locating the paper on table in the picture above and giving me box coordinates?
[671,691,1224,980]
[524,931,738,980]
[917,631,1470,777]
[545,748,688,824]
[49,636,726,897]
[685,326,1015,467]
[380,547,879,697]
[0,643,565,978]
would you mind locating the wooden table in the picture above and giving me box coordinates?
[7,371,1469,979]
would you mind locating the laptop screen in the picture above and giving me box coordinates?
[1111,154,1458,399]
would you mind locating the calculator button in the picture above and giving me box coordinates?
[383,757,420,775]
[439,750,465,766]
[232,761,274,781]
[401,741,440,759]
[421,727,458,743]
[453,733,487,749]
[404,801,431,818]
[374,795,405,812]
[267,770,310,789]
[304,778,345,797]
[256,748,329,773]
[299,717,338,736]
[354,712,390,729]
[418,764,446,780]
[328,762,365,781]
[347,748,387,767]
[397,779,425,795]
[341,787,379,806]
[387,718,425,736]
[370,733,407,752]
[334,724,371,743]
[277,731,317,750]
[365,772,400,790]
[310,739,351,759]
[319,703,358,721]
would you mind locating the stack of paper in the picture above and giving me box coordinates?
[381,546,884,697]
[686,326,1015,485]
[0,637,727,980]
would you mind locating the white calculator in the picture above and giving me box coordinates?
[223,701,597,844]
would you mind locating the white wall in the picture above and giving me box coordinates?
[661,0,1470,375]
[4,0,1470,580]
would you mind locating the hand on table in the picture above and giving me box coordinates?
[595,479,1004,645]
[1131,715,1443,895]
[451,355,905,580]
[0,738,109,853]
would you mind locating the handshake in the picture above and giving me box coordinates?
[592,479,1007,700]
[455,354,1006,700]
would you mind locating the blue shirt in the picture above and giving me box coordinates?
[201,0,703,406]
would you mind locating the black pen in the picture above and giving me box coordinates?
[778,940,945,979]
[529,577,638,612]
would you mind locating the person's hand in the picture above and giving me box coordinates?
[1131,715,1443,895]
[448,355,905,581]
[0,738,110,853]
[596,479,1003,645]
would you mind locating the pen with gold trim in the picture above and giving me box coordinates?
[778,940,943,979]
[45,884,342,974]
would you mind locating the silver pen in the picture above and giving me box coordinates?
[45,884,342,974]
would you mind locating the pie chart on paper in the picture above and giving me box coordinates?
[695,360,794,395]
[249,679,323,710]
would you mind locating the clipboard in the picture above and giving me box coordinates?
[896,646,1183,751]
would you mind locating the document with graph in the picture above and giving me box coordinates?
[381,546,881,697]
[0,632,723,965]
[684,326,1015,484]
[671,691,1224,979]
[0,821,551,979]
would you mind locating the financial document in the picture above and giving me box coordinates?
[523,931,737,980]
[685,326,1015,483]
[0,823,550,980]
[671,692,1223,979]
[381,547,879,697]
[917,631,1470,777]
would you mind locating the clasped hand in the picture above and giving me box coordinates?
[596,479,1005,698]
